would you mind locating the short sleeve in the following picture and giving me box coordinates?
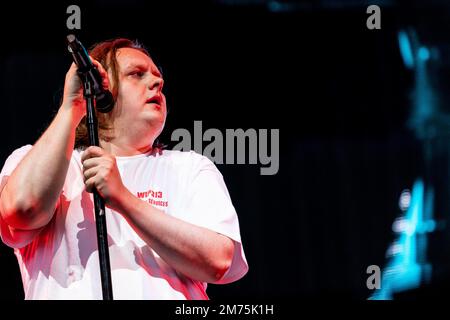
[183,154,249,284]
[0,145,33,247]
[0,145,33,179]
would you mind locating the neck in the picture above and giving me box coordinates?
[100,138,153,157]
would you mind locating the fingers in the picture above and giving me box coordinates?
[68,62,78,73]
[62,62,85,110]
[65,62,81,83]
[90,56,110,90]
[83,166,108,191]
[81,146,113,186]
[83,166,97,184]
[81,146,117,194]
[89,56,102,70]
[81,146,107,171]
[83,158,102,193]
[81,146,105,162]
[84,176,96,193]
[83,160,105,193]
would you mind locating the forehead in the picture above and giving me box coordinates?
[115,47,157,71]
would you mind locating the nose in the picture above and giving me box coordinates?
[149,75,164,92]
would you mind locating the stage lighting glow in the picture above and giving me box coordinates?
[392,217,410,233]
[399,189,411,211]
[418,47,430,61]
[386,242,403,257]
[369,179,434,300]
[398,30,415,70]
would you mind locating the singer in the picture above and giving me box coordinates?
[0,38,248,299]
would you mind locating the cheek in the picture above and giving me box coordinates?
[118,82,145,105]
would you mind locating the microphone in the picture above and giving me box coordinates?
[66,34,114,113]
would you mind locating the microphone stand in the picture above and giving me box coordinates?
[79,74,114,300]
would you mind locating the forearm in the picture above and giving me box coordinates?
[0,105,82,230]
[114,189,234,283]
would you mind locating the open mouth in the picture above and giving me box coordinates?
[146,95,161,106]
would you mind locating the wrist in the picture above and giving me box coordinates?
[109,186,136,214]
[59,101,85,128]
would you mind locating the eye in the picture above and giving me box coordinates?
[130,70,145,78]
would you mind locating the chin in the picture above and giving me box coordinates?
[143,116,165,134]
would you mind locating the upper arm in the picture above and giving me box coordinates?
[0,176,44,249]
[182,155,249,284]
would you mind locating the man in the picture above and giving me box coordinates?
[0,38,248,299]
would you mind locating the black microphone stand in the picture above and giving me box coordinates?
[79,74,114,300]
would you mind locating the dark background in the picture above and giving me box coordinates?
[1,0,450,300]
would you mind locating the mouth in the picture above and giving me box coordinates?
[146,95,162,107]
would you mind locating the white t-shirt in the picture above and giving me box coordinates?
[0,145,248,300]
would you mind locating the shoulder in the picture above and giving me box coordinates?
[0,145,33,177]
[158,149,221,178]
[7,144,33,156]
[159,149,214,167]
[2,144,33,165]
